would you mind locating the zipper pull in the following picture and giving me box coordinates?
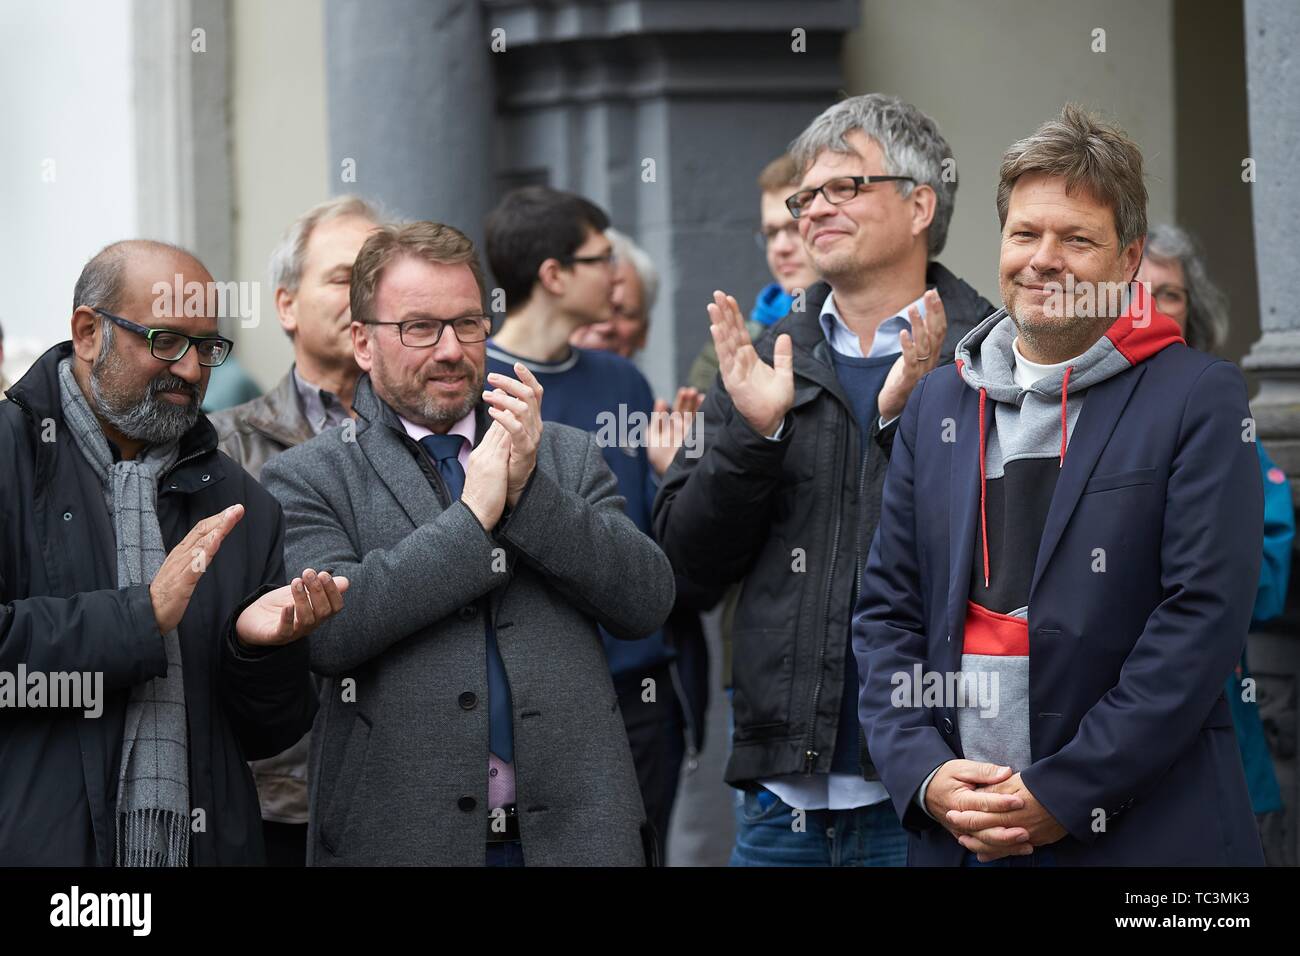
[803,749,819,773]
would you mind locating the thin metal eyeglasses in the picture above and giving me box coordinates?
[357,314,492,348]
[560,249,619,269]
[755,221,800,250]
[785,175,917,219]
[93,308,234,367]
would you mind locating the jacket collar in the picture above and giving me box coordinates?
[240,369,316,448]
[771,262,995,405]
[10,341,223,492]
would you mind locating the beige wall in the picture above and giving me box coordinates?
[229,0,330,390]
[843,0,1176,305]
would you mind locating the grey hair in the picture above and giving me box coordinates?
[606,228,659,316]
[789,93,956,257]
[268,195,383,294]
[1145,224,1229,353]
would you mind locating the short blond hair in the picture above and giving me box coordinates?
[997,104,1148,249]
[350,221,487,325]
[757,153,800,193]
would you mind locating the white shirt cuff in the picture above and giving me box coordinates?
[916,764,944,821]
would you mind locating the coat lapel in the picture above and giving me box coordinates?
[1029,364,1146,597]
[357,416,447,530]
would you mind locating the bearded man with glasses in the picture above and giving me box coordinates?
[0,239,347,865]
[262,221,674,866]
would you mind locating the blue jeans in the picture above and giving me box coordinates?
[729,787,908,866]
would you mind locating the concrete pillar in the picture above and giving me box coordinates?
[324,0,495,248]
[1241,0,1300,866]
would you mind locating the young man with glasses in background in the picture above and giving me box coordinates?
[688,153,821,393]
[483,187,697,862]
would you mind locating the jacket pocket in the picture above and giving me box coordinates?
[731,628,796,735]
[319,712,372,857]
[1082,467,1157,495]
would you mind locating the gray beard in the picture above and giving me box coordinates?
[90,356,200,446]
[389,386,480,433]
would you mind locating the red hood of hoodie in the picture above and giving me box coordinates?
[1102,280,1186,366]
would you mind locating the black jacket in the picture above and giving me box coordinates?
[653,264,996,787]
[0,343,316,865]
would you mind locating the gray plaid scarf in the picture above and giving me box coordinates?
[58,358,190,867]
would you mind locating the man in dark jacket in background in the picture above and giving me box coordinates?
[210,195,380,865]
[654,94,995,866]
[0,240,346,866]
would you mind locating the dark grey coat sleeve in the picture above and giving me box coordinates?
[263,457,506,677]
[496,430,675,641]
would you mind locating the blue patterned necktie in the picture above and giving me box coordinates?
[419,433,466,500]
[418,432,514,764]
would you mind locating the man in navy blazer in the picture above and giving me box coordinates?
[852,104,1265,866]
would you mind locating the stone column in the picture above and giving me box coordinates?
[324,0,495,248]
[1241,0,1300,866]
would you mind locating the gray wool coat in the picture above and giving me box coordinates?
[261,375,675,866]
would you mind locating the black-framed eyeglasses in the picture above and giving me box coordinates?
[785,175,916,219]
[93,308,234,367]
[358,314,492,348]
[559,249,619,269]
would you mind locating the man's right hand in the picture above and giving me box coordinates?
[708,290,793,438]
[461,420,512,530]
[925,759,1032,857]
[150,504,245,634]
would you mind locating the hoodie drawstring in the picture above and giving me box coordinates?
[978,386,990,589]
[968,362,1075,590]
[1059,365,1073,466]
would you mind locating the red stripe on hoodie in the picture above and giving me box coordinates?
[1105,281,1186,366]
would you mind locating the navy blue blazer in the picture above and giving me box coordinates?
[852,339,1265,866]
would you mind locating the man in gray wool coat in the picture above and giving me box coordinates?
[263,221,675,866]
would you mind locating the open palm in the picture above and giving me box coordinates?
[235,569,350,647]
[708,290,793,437]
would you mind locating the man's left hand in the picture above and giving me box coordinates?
[484,362,544,507]
[878,288,948,422]
[236,569,350,648]
[945,772,1068,862]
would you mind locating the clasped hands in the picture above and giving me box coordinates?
[461,362,545,531]
[924,759,1068,862]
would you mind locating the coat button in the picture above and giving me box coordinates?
[458,605,477,620]
[942,717,954,734]
[62,511,73,521]
[459,692,477,710]
[201,474,210,482]
[458,796,476,812]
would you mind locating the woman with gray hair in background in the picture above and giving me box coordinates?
[1139,224,1293,863]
